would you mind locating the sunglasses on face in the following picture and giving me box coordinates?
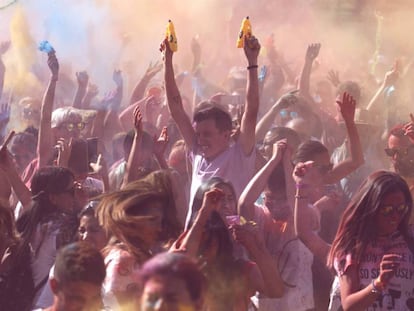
[279,109,299,119]
[59,122,86,132]
[379,204,409,217]
[384,145,414,158]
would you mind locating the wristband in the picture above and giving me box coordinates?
[247,65,258,70]
[371,278,384,295]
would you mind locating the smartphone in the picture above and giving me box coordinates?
[226,215,242,226]
[68,139,89,175]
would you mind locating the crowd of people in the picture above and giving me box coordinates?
[0,9,414,311]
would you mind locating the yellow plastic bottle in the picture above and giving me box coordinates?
[236,16,252,48]
[166,20,178,52]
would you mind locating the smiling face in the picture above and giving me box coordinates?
[194,119,230,161]
[375,191,408,236]
[215,183,237,219]
[387,134,414,177]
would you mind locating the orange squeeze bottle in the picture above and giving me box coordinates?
[166,20,178,52]
[236,16,252,48]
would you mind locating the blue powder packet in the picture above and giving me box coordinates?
[38,41,55,53]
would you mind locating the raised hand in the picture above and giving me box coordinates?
[48,52,59,81]
[144,61,163,80]
[336,92,356,123]
[402,113,414,142]
[201,188,225,213]
[383,60,400,87]
[306,43,321,62]
[244,36,261,65]
[378,254,401,286]
[133,105,143,134]
[76,71,89,88]
[55,138,73,168]
[160,37,173,58]
[327,69,340,87]
[153,126,169,158]
[113,69,123,87]
[271,138,287,161]
[89,154,108,177]
[292,161,320,186]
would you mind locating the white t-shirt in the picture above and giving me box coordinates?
[252,203,316,311]
[186,141,256,227]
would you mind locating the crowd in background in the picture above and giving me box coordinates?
[0,2,414,311]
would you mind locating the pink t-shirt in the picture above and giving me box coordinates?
[330,227,414,311]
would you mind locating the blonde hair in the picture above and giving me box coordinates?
[51,107,82,128]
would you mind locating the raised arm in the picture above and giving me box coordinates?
[292,161,330,263]
[153,126,169,169]
[299,43,320,102]
[232,223,284,298]
[162,39,195,149]
[238,140,286,220]
[0,131,32,212]
[366,62,399,113]
[90,154,110,193]
[0,41,10,100]
[82,83,99,109]
[102,70,124,139]
[129,61,162,106]
[175,188,223,257]
[118,97,146,132]
[239,36,261,155]
[323,93,364,184]
[122,106,145,188]
[255,100,280,143]
[38,52,59,168]
[72,71,88,109]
